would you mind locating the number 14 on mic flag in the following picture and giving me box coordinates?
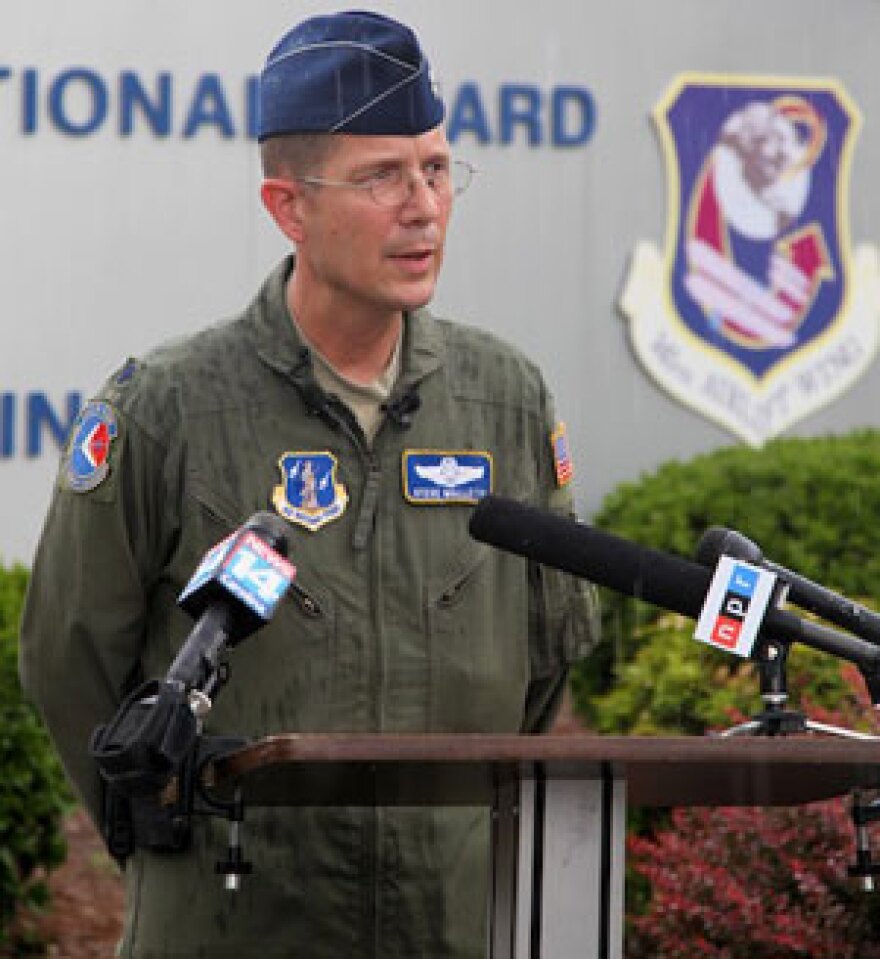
[694,557,777,658]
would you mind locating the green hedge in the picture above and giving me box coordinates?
[572,430,880,734]
[0,565,68,948]
[569,431,880,955]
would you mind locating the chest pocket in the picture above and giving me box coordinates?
[425,537,530,733]
[173,484,339,736]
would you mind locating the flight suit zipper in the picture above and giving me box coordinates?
[317,392,386,956]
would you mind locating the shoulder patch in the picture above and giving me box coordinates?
[551,423,574,487]
[64,401,118,492]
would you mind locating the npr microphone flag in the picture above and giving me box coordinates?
[694,557,777,657]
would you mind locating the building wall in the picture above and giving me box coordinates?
[2,0,878,562]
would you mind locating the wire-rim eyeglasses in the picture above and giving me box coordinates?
[296,159,476,207]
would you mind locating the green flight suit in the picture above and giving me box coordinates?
[20,257,599,958]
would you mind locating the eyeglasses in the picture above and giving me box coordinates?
[297,159,476,208]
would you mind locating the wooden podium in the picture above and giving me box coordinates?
[205,735,880,959]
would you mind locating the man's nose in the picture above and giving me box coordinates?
[399,170,442,219]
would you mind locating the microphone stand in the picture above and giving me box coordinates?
[717,578,877,741]
[716,635,878,740]
[712,611,880,891]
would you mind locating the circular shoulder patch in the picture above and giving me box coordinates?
[66,401,118,492]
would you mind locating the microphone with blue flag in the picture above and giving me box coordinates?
[169,512,296,696]
[90,512,295,803]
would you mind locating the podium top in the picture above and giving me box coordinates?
[204,733,880,808]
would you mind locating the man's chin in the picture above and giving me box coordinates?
[391,280,438,313]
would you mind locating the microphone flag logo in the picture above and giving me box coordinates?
[695,556,777,658]
[178,528,296,623]
[213,531,296,621]
[621,74,880,446]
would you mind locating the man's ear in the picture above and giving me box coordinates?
[261,178,306,244]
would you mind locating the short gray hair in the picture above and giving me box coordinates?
[259,134,337,178]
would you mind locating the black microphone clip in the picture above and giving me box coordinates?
[298,382,343,431]
[383,388,421,429]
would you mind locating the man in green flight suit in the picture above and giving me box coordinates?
[20,10,599,958]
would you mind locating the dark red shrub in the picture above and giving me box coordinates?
[627,801,880,958]
[626,666,880,958]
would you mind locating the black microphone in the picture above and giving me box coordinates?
[468,496,880,700]
[696,526,880,646]
[470,495,710,616]
[382,388,421,428]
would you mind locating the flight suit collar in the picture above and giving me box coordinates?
[252,257,310,378]
[251,255,447,395]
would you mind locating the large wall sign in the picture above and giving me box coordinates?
[622,74,880,446]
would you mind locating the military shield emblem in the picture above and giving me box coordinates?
[272,451,348,531]
[622,74,880,445]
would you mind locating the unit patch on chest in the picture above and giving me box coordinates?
[272,451,348,531]
[402,451,492,504]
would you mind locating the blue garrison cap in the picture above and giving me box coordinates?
[258,10,445,140]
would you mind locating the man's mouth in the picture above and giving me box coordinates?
[390,249,435,269]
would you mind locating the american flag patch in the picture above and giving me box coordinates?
[551,422,574,487]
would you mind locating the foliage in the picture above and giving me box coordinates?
[0,565,68,949]
[627,801,880,958]
[572,430,880,731]
[625,666,880,958]
[567,432,880,957]
[586,613,862,737]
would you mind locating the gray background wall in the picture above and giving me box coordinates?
[2,0,878,562]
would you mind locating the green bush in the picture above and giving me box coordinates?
[569,432,880,956]
[572,430,880,733]
[0,565,68,948]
